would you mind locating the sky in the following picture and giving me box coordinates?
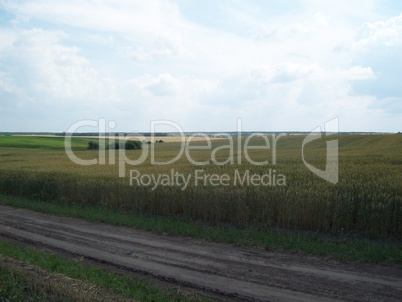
[0,0,401,133]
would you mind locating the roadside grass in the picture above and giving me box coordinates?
[0,240,205,302]
[0,264,66,302]
[0,256,101,302]
[0,267,64,302]
[1,194,400,264]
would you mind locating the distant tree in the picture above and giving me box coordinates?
[109,142,122,150]
[109,140,142,150]
[125,141,142,150]
[87,141,99,150]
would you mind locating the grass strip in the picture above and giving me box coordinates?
[0,194,401,264]
[0,255,134,302]
[0,241,204,302]
[0,260,70,302]
[0,265,68,302]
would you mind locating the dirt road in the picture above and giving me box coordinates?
[0,205,401,302]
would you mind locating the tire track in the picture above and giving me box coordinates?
[0,205,401,301]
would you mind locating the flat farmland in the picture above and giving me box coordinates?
[0,134,402,301]
[0,134,401,238]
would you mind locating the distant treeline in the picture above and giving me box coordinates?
[65,132,170,137]
[0,132,169,136]
[87,140,142,150]
[0,131,398,137]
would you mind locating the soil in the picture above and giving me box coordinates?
[0,205,401,302]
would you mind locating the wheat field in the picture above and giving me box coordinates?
[0,134,401,238]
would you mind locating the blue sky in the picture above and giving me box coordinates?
[0,0,401,132]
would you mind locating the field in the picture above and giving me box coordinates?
[0,134,401,239]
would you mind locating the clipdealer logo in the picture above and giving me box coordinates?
[129,168,286,191]
[64,117,339,188]
[302,118,339,184]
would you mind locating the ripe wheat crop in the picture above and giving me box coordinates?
[0,134,401,238]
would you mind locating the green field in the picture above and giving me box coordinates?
[0,135,94,150]
[0,134,401,242]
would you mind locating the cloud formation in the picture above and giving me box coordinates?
[0,0,401,132]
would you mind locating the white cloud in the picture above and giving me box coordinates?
[271,63,319,83]
[351,13,402,101]
[255,12,329,41]
[355,14,402,48]
[118,36,183,62]
[0,28,116,104]
[3,1,181,35]
[130,73,180,97]
[343,66,376,80]
[0,1,401,132]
